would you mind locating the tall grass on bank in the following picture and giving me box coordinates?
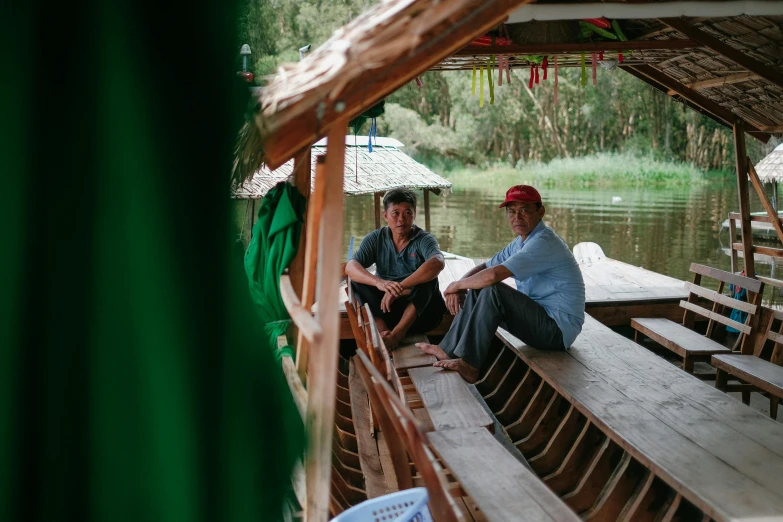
[438,153,734,188]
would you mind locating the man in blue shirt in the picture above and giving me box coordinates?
[346,189,446,349]
[417,185,585,383]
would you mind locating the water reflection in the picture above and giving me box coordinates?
[232,181,779,302]
[343,183,777,287]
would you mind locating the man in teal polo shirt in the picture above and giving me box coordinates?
[346,189,446,349]
[417,185,585,383]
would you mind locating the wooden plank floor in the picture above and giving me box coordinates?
[335,250,688,337]
[497,316,783,522]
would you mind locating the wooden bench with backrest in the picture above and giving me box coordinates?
[355,349,581,522]
[631,263,764,377]
[712,305,783,419]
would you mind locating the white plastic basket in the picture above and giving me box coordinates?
[330,487,432,522]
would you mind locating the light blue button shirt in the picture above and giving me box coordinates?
[485,221,586,348]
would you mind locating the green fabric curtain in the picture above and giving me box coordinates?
[244,182,307,359]
[1,1,303,521]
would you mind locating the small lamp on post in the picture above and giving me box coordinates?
[238,44,253,83]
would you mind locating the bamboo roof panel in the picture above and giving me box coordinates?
[232,140,452,199]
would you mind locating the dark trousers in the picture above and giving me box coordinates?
[441,284,565,370]
[351,279,446,334]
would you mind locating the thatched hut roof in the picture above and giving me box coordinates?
[232,136,452,198]
[756,143,783,184]
[234,0,783,183]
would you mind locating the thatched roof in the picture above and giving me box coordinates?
[756,143,783,183]
[234,0,783,183]
[232,136,452,198]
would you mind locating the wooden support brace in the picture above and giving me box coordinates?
[747,158,783,245]
[423,188,431,232]
[297,156,329,381]
[305,122,347,522]
[290,148,313,299]
[734,119,755,278]
[374,191,382,230]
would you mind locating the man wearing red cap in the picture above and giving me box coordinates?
[417,185,585,383]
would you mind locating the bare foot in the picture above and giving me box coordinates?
[381,330,402,350]
[434,358,479,384]
[416,342,450,361]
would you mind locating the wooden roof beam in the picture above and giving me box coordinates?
[680,72,761,92]
[625,64,769,143]
[456,39,699,56]
[659,18,783,89]
[622,66,733,132]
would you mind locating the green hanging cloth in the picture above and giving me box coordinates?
[245,182,307,357]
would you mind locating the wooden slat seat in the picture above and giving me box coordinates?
[713,354,783,418]
[712,306,783,419]
[391,333,437,370]
[407,366,493,432]
[631,263,764,377]
[428,427,580,522]
[631,317,732,358]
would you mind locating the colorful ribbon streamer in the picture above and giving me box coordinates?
[591,53,597,86]
[488,56,495,105]
[542,56,548,81]
[472,65,476,96]
[580,53,587,86]
[498,54,504,86]
[479,66,484,107]
[554,55,559,105]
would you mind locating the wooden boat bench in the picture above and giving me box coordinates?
[345,279,492,433]
[482,316,783,522]
[712,306,783,419]
[631,263,764,377]
[356,350,579,522]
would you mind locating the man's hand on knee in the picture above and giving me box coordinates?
[445,292,464,315]
[375,278,404,297]
[380,291,397,313]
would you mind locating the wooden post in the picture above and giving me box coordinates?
[305,123,347,522]
[289,149,313,299]
[423,188,431,232]
[734,118,755,278]
[729,216,739,273]
[296,156,327,381]
[748,158,783,245]
[374,191,382,230]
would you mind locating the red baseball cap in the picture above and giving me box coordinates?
[499,185,542,208]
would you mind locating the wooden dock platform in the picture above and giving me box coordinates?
[336,243,688,338]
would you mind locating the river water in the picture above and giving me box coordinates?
[233,180,778,288]
[341,182,779,285]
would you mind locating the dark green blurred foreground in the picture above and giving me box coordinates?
[1,1,303,520]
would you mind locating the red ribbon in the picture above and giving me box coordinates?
[534,64,540,84]
[542,57,548,80]
[529,64,535,88]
